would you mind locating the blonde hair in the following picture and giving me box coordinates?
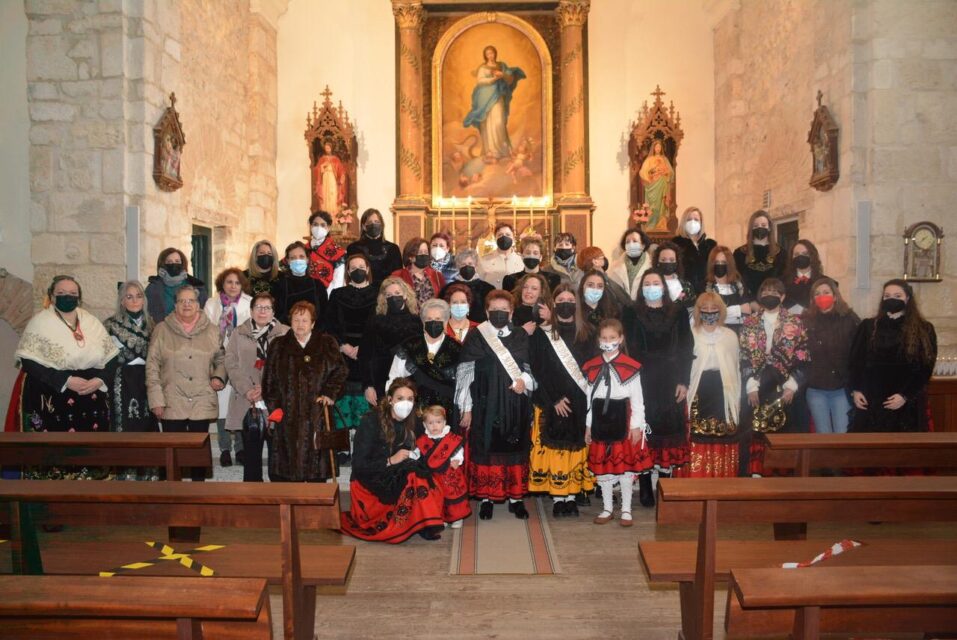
[375,277,419,316]
[692,291,727,328]
[246,240,279,281]
[677,207,704,239]
[113,280,153,330]
[422,405,447,420]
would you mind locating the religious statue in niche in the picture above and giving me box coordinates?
[152,92,185,192]
[305,86,359,239]
[629,86,683,237]
[808,90,839,191]
[432,13,553,203]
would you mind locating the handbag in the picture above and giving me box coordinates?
[314,403,350,452]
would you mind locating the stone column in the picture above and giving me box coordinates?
[390,1,428,247]
[555,0,594,244]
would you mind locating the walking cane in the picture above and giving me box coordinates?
[322,402,337,484]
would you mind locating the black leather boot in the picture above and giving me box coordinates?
[638,473,655,508]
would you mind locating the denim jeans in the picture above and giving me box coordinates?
[806,387,851,434]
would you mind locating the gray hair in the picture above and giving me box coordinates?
[420,298,450,322]
[114,280,153,329]
[455,248,479,268]
[175,284,201,302]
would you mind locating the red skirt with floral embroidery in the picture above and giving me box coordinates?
[587,438,653,476]
[468,462,528,501]
[651,443,690,470]
[340,475,445,544]
[436,465,472,522]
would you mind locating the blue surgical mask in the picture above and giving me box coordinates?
[450,303,470,320]
[289,259,308,276]
[642,284,664,302]
[583,288,604,305]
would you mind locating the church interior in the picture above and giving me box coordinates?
[0,0,955,638]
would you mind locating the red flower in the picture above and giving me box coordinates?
[255,359,265,370]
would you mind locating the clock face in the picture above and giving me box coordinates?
[914,227,936,250]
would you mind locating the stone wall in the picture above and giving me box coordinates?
[714,0,956,345]
[21,0,280,319]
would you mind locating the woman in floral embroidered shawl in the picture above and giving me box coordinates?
[739,277,809,475]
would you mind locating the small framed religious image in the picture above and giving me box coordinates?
[153,92,185,192]
[903,221,943,282]
[808,91,839,192]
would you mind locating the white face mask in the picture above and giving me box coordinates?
[599,341,620,353]
[625,242,644,258]
[685,220,702,236]
[392,399,414,420]
[311,225,328,242]
[431,246,448,261]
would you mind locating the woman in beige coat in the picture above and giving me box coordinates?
[224,291,289,481]
[147,285,226,478]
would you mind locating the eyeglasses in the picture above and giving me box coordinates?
[176,299,198,306]
[253,305,273,312]
[124,294,145,301]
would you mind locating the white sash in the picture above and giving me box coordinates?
[477,321,523,384]
[540,325,587,394]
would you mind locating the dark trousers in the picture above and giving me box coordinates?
[161,419,211,481]
[241,421,270,482]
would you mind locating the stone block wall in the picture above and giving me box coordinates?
[714,0,956,345]
[22,0,280,319]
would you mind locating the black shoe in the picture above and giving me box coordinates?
[220,451,233,467]
[565,501,580,518]
[479,501,493,520]
[418,525,443,541]
[552,501,566,518]
[508,500,530,520]
[235,450,245,465]
[638,473,655,508]
[575,491,591,507]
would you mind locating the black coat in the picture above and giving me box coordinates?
[733,245,785,300]
[351,412,419,504]
[394,335,462,422]
[359,311,423,396]
[271,273,329,326]
[804,310,860,390]
[145,275,208,325]
[262,330,348,481]
[530,323,588,450]
[325,284,378,386]
[439,278,494,322]
[346,237,403,287]
[672,234,716,293]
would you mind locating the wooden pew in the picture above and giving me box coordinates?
[759,432,957,539]
[0,480,355,640]
[0,432,214,542]
[638,476,957,640]
[759,432,957,477]
[727,565,957,639]
[0,432,213,481]
[0,575,272,639]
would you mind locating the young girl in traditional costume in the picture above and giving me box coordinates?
[583,319,650,527]
[413,405,470,528]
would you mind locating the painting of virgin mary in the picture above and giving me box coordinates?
[463,45,526,162]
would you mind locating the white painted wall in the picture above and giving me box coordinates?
[276,0,396,248]
[588,0,715,252]
[0,2,32,282]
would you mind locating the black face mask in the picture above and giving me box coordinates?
[164,263,183,277]
[759,294,782,310]
[659,262,678,276]
[713,264,728,278]
[881,297,907,314]
[523,257,541,270]
[496,236,513,251]
[256,254,274,270]
[752,227,770,241]
[386,296,406,314]
[459,265,476,281]
[365,223,383,238]
[792,254,811,270]
[555,301,576,320]
[488,310,510,329]
[554,248,574,262]
[413,254,430,269]
[424,320,445,339]
[54,294,79,313]
[349,268,368,284]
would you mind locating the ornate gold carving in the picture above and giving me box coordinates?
[399,41,421,75]
[392,0,424,31]
[561,88,585,127]
[556,0,590,28]
[561,41,582,69]
[562,146,585,178]
[399,143,423,180]
[399,91,423,130]
[485,11,497,23]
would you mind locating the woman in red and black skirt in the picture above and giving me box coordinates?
[340,378,446,543]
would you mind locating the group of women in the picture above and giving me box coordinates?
[8,206,938,542]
